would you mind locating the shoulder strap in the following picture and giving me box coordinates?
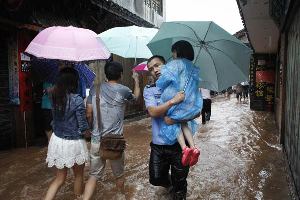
[95,84,102,132]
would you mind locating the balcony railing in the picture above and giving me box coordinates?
[144,0,163,16]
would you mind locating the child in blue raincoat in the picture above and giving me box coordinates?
[156,40,203,166]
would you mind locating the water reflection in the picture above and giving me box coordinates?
[0,97,294,199]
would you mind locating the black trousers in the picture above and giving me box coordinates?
[202,99,212,124]
[242,85,249,98]
[149,142,189,200]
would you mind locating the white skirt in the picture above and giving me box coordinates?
[46,133,89,169]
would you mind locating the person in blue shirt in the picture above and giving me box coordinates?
[41,82,53,142]
[144,55,199,200]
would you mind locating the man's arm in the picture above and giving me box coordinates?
[147,91,185,118]
[86,103,93,128]
[74,96,92,139]
[132,72,140,99]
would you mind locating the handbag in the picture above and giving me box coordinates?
[99,135,126,160]
[95,84,126,160]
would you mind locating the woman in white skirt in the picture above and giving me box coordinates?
[45,67,90,200]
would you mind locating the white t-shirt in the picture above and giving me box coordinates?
[200,88,211,99]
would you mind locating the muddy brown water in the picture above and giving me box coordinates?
[0,97,295,199]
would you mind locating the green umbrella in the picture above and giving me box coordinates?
[147,21,252,91]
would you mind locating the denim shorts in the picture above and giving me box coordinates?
[89,141,124,180]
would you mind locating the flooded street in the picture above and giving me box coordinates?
[0,97,296,200]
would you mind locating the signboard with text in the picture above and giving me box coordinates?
[250,55,276,111]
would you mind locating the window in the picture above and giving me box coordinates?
[144,0,163,16]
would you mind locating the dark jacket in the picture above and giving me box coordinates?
[52,94,89,140]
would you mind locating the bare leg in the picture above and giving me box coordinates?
[115,176,125,193]
[73,164,85,197]
[44,168,67,200]
[45,130,52,142]
[181,123,195,148]
[177,131,187,150]
[83,176,97,200]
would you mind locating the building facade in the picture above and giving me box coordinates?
[0,0,165,149]
[236,0,300,196]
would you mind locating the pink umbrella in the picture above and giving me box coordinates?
[25,26,110,62]
[133,61,148,72]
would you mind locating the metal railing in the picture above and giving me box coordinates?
[144,0,163,15]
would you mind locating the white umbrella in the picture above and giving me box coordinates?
[97,25,158,60]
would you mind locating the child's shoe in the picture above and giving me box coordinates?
[189,148,200,166]
[181,147,193,166]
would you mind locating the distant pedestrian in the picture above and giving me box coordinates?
[41,81,53,142]
[235,83,244,103]
[224,87,232,100]
[241,81,249,102]
[44,67,90,200]
[232,85,237,94]
[200,88,212,124]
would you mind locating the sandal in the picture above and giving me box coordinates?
[181,147,193,166]
[189,148,200,166]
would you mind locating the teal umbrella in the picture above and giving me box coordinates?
[147,21,252,91]
[97,26,158,60]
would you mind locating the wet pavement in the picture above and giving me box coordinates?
[0,96,297,200]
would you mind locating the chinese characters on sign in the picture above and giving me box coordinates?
[252,57,275,111]
[19,52,33,112]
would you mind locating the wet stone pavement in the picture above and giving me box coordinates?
[0,97,297,200]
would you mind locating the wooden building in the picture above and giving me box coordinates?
[0,0,165,149]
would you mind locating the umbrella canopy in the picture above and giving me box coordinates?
[147,21,252,91]
[133,61,148,72]
[97,25,158,59]
[31,59,95,97]
[31,59,95,87]
[25,26,110,62]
